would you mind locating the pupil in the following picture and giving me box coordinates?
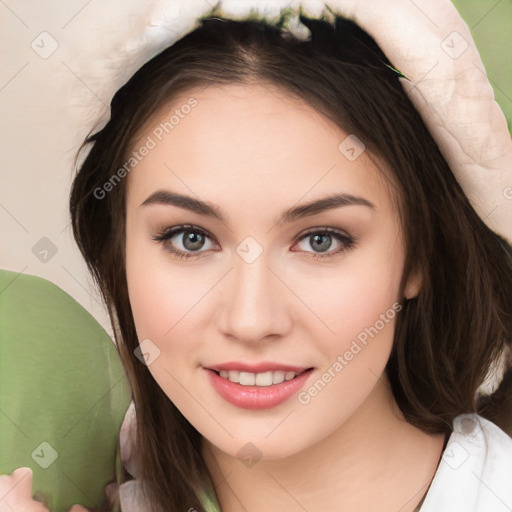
[183,231,204,251]
[312,234,331,252]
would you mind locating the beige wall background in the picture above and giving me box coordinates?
[1,0,511,338]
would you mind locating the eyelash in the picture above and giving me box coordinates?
[152,224,357,261]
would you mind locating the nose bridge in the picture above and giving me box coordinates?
[218,245,289,342]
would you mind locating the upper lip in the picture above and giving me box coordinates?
[205,362,312,374]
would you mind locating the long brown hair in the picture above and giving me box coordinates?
[69,6,512,512]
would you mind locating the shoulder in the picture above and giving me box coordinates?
[421,413,512,512]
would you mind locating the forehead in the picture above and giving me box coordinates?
[125,82,392,214]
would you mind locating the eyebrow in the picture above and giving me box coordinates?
[140,189,375,225]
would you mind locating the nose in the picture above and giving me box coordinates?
[217,250,292,345]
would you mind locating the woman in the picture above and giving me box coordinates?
[5,1,511,511]
[71,2,512,510]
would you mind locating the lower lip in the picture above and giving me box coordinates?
[206,368,314,409]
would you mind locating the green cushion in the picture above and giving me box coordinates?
[0,268,132,512]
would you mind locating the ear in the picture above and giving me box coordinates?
[404,265,422,300]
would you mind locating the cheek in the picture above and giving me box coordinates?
[125,223,204,344]
[126,263,194,342]
[291,252,403,444]
[125,237,208,410]
[289,241,403,360]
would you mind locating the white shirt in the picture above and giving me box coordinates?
[421,414,512,511]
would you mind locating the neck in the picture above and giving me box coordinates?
[202,376,446,512]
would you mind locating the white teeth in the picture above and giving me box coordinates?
[239,372,256,385]
[228,370,240,383]
[255,371,273,387]
[218,370,298,386]
[272,371,285,384]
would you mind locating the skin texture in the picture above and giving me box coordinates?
[124,82,445,511]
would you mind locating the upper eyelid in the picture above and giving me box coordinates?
[157,224,350,236]
[153,225,219,249]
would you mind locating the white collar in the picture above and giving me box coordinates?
[421,414,512,511]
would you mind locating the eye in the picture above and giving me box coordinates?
[152,225,357,261]
[152,224,217,260]
[292,228,357,260]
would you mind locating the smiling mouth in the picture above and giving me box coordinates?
[212,368,312,387]
[206,366,315,409]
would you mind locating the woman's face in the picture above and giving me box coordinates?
[124,83,419,460]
